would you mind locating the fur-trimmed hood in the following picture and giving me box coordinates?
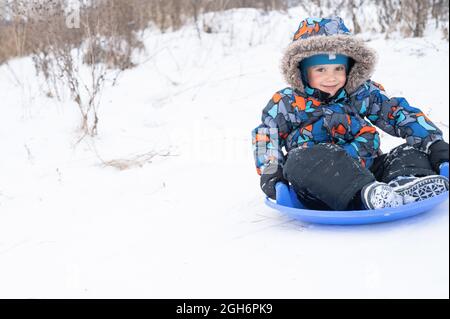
[281,17,377,94]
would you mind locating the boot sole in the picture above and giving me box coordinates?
[393,175,449,203]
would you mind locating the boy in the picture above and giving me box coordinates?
[252,17,449,210]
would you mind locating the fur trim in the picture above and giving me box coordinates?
[281,34,377,94]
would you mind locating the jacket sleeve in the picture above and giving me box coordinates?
[252,92,293,175]
[361,80,444,153]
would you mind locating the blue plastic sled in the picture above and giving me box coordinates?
[265,162,449,225]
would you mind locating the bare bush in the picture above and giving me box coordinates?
[2,0,146,138]
[373,0,449,38]
[0,0,290,126]
[101,150,175,170]
[397,0,431,37]
[102,151,160,171]
[1,0,449,67]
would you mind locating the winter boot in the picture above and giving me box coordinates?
[361,181,404,210]
[388,175,449,204]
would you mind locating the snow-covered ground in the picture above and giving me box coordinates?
[0,8,448,298]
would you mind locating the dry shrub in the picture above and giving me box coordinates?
[0,22,17,64]
[0,0,288,66]
[102,151,174,170]
[1,0,449,68]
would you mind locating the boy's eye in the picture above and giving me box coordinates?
[315,68,325,72]
[336,66,345,71]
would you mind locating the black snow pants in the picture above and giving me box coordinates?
[283,143,437,211]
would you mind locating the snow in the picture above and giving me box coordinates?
[0,7,448,298]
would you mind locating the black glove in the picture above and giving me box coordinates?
[260,164,288,200]
[429,140,449,173]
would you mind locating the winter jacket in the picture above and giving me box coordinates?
[252,17,443,176]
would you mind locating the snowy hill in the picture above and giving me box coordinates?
[0,7,448,298]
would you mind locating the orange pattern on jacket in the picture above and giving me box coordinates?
[272,93,282,103]
[356,126,377,137]
[294,22,320,40]
[293,96,306,110]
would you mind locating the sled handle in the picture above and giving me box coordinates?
[275,182,305,209]
[440,162,449,178]
[275,182,291,206]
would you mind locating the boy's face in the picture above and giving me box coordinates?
[307,64,346,96]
